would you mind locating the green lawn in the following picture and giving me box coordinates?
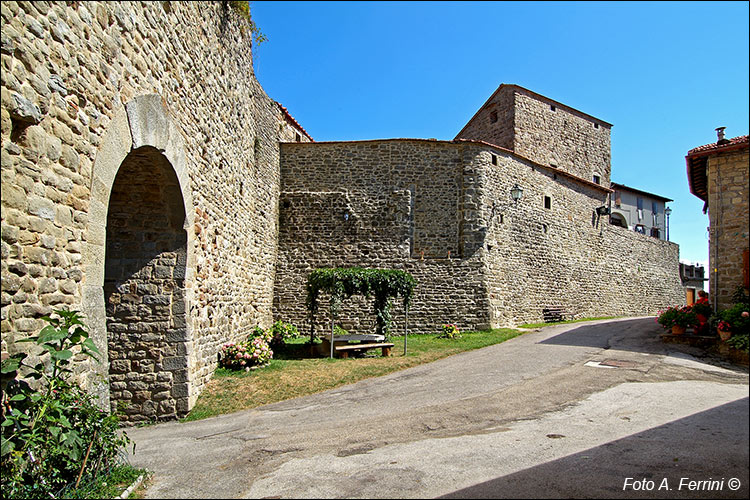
[182,327,525,422]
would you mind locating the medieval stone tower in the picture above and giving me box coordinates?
[1,1,684,423]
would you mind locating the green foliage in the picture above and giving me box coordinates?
[731,286,750,306]
[719,302,750,336]
[726,333,749,351]
[268,320,300,348]
[656,305,697,329]
[227,1,268,46]
[333,325,349,337]
[437,323,461,339]
[306,267,417,339]
[1,310,131,498]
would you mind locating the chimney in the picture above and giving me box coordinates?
[716,126,730,145]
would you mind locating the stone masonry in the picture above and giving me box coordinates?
[1,1,309,422]
[707,146,750,310]
[2,1,683,422]
[274,139,683,336]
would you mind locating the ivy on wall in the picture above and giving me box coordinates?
[305,267,417,339]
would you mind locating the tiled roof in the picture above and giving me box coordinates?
[686,135,748,203]
[276,102,314,142]
[687,135,748,156]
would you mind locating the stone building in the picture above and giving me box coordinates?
[275,84,684,334]
[687,130,750,311]
[1,2,683,422]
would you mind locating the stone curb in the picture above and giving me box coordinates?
[117,472,146,499]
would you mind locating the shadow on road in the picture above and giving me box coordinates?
[440,397,749,499]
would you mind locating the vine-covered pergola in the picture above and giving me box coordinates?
[305,267,417,357]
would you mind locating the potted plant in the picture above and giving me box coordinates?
[657,306,697,335]
[691,299,712,334]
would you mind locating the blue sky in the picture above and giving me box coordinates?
[251,1,749,274]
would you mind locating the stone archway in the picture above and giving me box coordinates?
[104,146,188,421]
[82,95,195,421]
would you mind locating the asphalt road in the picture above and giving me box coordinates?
[126,317,749,499]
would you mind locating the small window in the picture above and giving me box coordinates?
[634,224,646,234]
[593,123,599,129]
[491,154,497,165]
[593,174,601,185]
[498,214,504,224]
[652,201,658,214]
[650,227,660,238]
[550,105,556,112]
[636,197,643,210]
[544,196,551,209]
[614,191,621,207]
[295,133,301,142]
[490,111,498,123]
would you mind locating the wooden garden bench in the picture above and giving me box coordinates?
[542,306,567,323]
[334,342,394,358]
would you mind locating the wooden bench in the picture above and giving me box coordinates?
[542,306,567,323]
[334,342,394,358]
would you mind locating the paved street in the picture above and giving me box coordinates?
[127,318,749,498]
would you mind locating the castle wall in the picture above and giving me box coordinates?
[274,140,490,336]
[707,148,750,310]
[275,140,684,335]
[477,146,683,326]
[1,1,282,421]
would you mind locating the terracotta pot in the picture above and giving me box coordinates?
[718,329,732,341]
[671,325,687,335]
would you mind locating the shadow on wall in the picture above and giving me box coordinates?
[439,397,749,499]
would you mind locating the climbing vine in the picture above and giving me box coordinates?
[306,268,417,339]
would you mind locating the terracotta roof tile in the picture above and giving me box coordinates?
[276,102,313,142]
[687,135,748,156]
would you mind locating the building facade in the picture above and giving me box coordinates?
[609,183,672,241]
[687,132,750,311]
[679,262,707,305]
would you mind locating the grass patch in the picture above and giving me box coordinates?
[62,464,147,499]
[518,316,619,329]
[182,327,524,422]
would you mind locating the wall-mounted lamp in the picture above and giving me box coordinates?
[664,206,672,241]
[510,184,523,204]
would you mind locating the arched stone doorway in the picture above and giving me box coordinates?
[82,95,195,422]
[104,146,188,421]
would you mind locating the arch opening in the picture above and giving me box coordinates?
[104,146,188,422]
[609,212,628,229]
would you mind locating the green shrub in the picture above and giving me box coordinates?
[437,323,461,339]
[268,321,300,348]
[1,310,131,498]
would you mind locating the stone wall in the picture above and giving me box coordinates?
[274,140,489,336]
[455,85,612,186]
[707,147,750,310]
[1,1,286,421]
[275,139,684,335]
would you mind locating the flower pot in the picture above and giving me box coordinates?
[718,329,732,341]
[671,325,686,335]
